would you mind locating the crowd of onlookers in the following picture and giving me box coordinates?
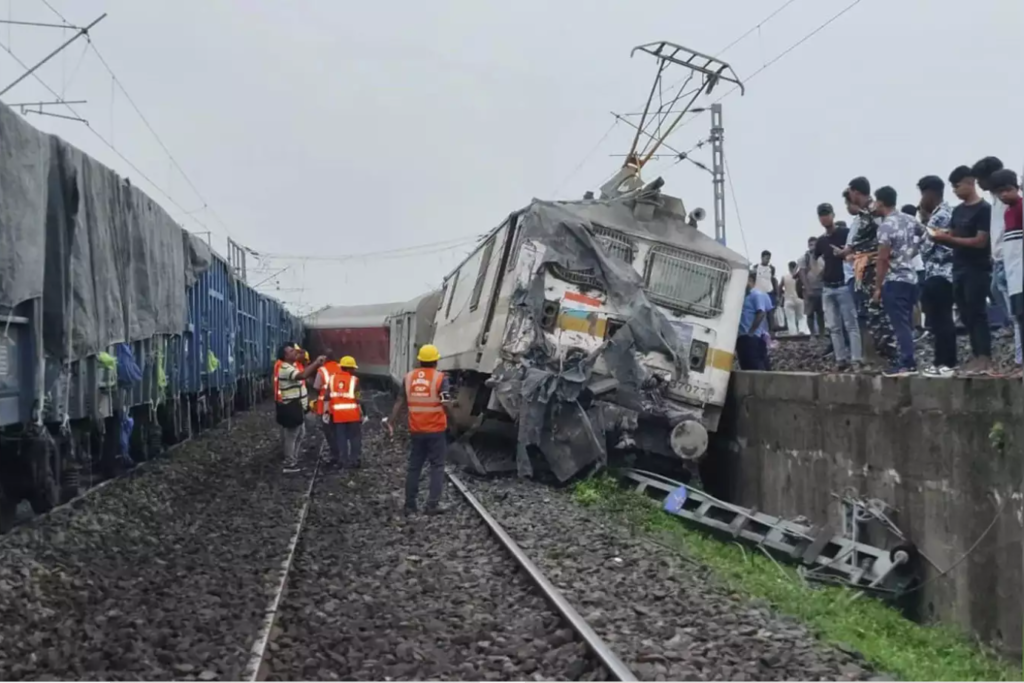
[737,156,1023,378]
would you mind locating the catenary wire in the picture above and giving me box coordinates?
[0,35,222,240]
[35,0,239,241]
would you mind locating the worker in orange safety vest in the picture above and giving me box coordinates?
[312,351,341,453]
[327,355,363,468]
[386,344,451,515]
[272,340,299,403]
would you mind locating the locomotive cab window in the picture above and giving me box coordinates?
[644,246,729,319]
[548,225,636,290]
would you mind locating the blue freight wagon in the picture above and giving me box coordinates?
[0,103,301,531]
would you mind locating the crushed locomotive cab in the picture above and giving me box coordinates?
[425,182,749,482]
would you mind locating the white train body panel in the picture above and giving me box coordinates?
[432,203,748,451]
[386,290,442,388]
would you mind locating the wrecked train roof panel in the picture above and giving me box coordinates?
[303,301,405,329]
[523,196,750,269]
[388,289,442,319]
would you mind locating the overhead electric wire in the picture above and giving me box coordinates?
[255,233,484,264]
[556,0,806,195]
[722,152,751,260]
[669,0,867,135]
[35,0,239,241]
[0,36,220,240]
[550,119,619,197]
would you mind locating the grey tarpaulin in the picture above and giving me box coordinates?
[0,102,211,360]
[483,184,746,481]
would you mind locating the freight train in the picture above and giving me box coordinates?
[0,103,301,531]
[305,180,749,482]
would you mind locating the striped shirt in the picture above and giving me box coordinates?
[277,362,307,409]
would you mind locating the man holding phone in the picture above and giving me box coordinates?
[916,175,956,376]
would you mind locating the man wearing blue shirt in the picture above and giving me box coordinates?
[737,272,773,370]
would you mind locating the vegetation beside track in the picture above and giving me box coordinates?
[572,475,1021,683]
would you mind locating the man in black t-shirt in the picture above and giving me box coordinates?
[931,165,992,373]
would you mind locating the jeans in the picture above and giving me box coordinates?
[881,280,919,369]
[953,269,992,358]
[992,260,1023,363]
[736,334,770,370]
[921,276,957,368]
[805,292,825,336]
[405,432,447,511]
[332,421,362,466]
[822,285,862,363]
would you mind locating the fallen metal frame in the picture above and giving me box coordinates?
[619,468,915,595]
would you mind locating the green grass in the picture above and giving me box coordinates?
[571,475,1021,682]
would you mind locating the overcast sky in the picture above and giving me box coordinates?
[2,0,1021,314]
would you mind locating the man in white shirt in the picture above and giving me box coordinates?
[973,157,1022,368]
[781,261,806,334]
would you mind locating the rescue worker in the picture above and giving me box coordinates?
[327,355,363,468]
[386,344,452,516]
[275,344,325,474]
[312,351,341,454]
[272,340,297,403]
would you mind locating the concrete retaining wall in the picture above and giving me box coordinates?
[714,371,1022,656]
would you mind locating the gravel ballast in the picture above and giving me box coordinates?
[263,426,607,681]
[0,407,319,681]
[769,327,1020,375]
[466,476,878,682]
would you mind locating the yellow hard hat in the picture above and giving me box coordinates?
[339,355,358,369]
[417,344,440,363]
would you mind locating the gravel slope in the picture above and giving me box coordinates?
[466,477,878,682]
[0,407,318,681]
[263,426,607,682]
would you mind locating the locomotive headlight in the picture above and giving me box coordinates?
[688,339,709,373]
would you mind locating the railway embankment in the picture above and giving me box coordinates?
[707,371,1022,662]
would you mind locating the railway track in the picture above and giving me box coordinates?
[254,426,636,681]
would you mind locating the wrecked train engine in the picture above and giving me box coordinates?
[426,183,749,482]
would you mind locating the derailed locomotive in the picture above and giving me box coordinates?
[0,103,300,531]
[391,181,749,481]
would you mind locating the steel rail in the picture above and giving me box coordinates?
[447,472,637,682]
[243,441,326,681]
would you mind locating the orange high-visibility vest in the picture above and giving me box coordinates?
[273,359,283,402]
[403,368,447,434]
[316,361,340,416]
[329,371,361,423]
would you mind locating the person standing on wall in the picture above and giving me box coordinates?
[815,203,862,371]
[327,356,363,468]
[782,261,806,335]
[752,251,780,331]
[276,345,325,474]
[312,351,341,456]
[843,177,899,366]
[872,186,921,376]
[931,165,993,375]
[973,157,1023,372]
[902,203,927,338]
[800,236,825,336]
[915,175,957,377]
[989,169,1023,379]
[737,272,773,370]
[386,344,453,516]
